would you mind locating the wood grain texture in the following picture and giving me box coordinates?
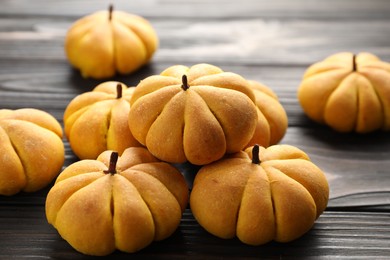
[0,206,389,259]
[1,0,390,258]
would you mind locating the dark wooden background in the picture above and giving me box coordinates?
[1,0,390,258]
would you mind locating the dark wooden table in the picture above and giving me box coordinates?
[1,0,390,258]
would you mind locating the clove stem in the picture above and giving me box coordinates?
[108,4,113,21]
[181,75,190,91]
[116,83,122,99]
[252,144,261,164]
[104,151,119,175]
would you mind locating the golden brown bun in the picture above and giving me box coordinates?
[298,52,390,133]
[190,144,329,245]
[0,108,64,195]
[65,7,158,79]
[129,63,258,165]
[245,80,288,147]
[45,147,189,256]
[64,81,141,159]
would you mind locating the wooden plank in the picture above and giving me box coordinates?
[1,0,390,21]
[1,14,390,63]
[0,206,389,259]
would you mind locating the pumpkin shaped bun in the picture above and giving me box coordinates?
[190,144,329,245]
[64,81,141,159]
[245,80,288,148]
[46,147,189,256]
[298,52,390,133]
[65,5,158,79]
[129,63,258,165]
[0,108,64,195]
